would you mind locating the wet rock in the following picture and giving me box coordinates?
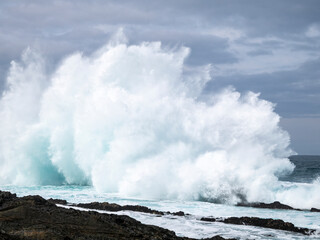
[205,236,236,240]
[0,191,231,240]
[0,232,20,240]
[237,201,298,210]
[47,198,68,205]
[200,217,216,222]
[200,216,315,235]
[255,201,295,210]
[238,200,320,213]
[223,216,314,235]
[0,191,17,205]
[171,211,186,216]
[311,208,320,212]
[76,202,165,215]
[76,202,190,217]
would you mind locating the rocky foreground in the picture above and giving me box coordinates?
[0,190,318,240]
[0,191,231,240]
[69,200,316,236]
[237,200,320,212]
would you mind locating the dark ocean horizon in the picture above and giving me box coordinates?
[280,155,320,183]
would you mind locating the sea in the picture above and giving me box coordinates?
[1,155,319,240]
[0,40,319,240]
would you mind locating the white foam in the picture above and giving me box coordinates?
[58,204,319,240]
[0,32,318,208]
[2,185,320,236]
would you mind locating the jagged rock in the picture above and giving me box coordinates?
[75,202,190,217]
[171,211,186,216]
[254,201,295,210]
[69,196,317,236]
[200,216,315,235]
[311,208,320,212]
[237,201,296,210]
[47,198,68,205]
[205,237,234,240]
[0,232,20,240]
[0,191,230,240]
[237,200,320,213]
[200,217,216,222]
[75,202,165,215]
[0,191,16,205]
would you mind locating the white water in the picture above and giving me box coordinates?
[1,185,319,240]
[0,32,319,208]
[61,205,319,240]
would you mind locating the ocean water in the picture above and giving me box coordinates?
[280,156,320,183]
[1,156,320,240]
[0,36,319,239]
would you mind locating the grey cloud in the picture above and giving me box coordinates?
[280,118,320,155]
[247,49,272,56]
[0,0,319,153]
[126,29,239,65]
[205,57,320,118]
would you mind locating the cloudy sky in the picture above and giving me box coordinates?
[0,0,319,154]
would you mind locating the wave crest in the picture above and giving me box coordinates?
[1,37,309,206]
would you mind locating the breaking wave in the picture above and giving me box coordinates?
[1,33,318,208]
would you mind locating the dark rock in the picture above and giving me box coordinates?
[200,217,216,222]
[76,201,190,217]
[0,232,20,240]
[75,202,165,215]
[237,201,298,210]
[201,216,315,235]
[172,211,186,216]
[254,201,296,210]
[0,191,17,205]
[238,200,320,213]
[0,190,232,240]
[47,198,68,205]
[311,208,320,212]
[0,192,54,213]
[205,236,236,240]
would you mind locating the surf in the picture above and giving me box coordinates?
[0,33,318,208]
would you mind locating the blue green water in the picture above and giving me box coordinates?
[280,156,320,183]
[1,156,320,239]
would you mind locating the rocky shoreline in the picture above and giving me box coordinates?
[0,190,318,239]
[67,199,317,236]
[237,200,320,212]
[0,190,231,240]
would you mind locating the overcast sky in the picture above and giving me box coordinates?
[0,0,319,154]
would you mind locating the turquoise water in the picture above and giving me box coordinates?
[280,156,320,183]
[1,38,319,240]
[1,184,319,240]
[1,156,320,239]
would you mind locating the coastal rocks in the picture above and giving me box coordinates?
[237,200,320,214]
[237,200,320,212]
[200,217,216,222]
[0,231,20,240]
[47,198,68,205]
[61,197,317,236]
[223,217,313,235]
[0,191,16,205]
[75,202,165,215]
[171,211,186,216]
[200,216,315,235]
[0,191,229,240]
[237,201,297,210]
[74,202,188,216]
[311,208,320,212]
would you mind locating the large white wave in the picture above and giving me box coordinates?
[0,34,318,208]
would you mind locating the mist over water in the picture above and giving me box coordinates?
[0,33,319,208]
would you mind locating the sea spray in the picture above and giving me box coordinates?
[1,36,316,207]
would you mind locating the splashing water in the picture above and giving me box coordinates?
[0,35,318,208]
